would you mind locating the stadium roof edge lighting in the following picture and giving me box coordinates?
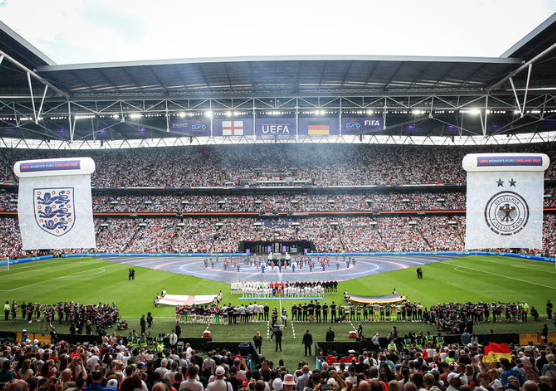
[34,54,522,72]
[0,20,56,66]
[501,12,556,58]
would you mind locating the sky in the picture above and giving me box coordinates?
[0,0,555,65]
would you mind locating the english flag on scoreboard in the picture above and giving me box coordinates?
[222,120,244,136]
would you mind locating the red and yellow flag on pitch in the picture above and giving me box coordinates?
[483,343,512,363]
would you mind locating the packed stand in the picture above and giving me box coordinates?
[3,213,556,258]
[125,219,177,254]
[0,328,555,391]
[2,143,556,187]
[86,192,468,214]
[376,218,430,252]
[419,216,465,252]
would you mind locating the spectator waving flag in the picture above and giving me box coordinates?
[14,157,96,250]
[463,153,549,249]
[483,342,512,363]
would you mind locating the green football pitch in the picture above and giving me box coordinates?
[0,255,555,369]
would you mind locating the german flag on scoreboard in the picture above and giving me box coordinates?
[483,342,512,363]
[308,120,330,135]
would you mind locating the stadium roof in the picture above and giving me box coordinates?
[0,13,555,147]
[34,55,522,98]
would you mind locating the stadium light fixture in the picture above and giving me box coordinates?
[75,115,95,120]
[178,112,186,118]
[205,111,213,118]
[467,108,481,115]
[366,110,374,115]
[225,111,232,117]
[129,113,143,119]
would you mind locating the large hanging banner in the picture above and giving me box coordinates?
[14,158,96,250]
[463,153,549,249]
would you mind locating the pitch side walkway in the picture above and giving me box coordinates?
[99,254,462,284]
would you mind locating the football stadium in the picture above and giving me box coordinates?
[1,3,556,391]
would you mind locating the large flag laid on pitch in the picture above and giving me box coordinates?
[14,158,96,250]
[463,153,549,249]
[483,342,512,363]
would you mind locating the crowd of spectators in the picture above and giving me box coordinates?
[4,189,556,214]
[125,219,177,254]
[1,213,555,260]
[1,143,555,187]
[85,193,467,214]
[0,330,555,391]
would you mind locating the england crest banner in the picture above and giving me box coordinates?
[14,158,96,250]
[463,153,549,249]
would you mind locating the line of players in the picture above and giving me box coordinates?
[231,280,339,297]
[202,255,356,272]
[290,301,424,323]
[174,302,274,325]
[172,300,425,325]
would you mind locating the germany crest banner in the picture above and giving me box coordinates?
[14,158,96,250]
[463,153,549,250]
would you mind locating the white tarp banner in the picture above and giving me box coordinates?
[463,153,549,250]
[14,158,96,250]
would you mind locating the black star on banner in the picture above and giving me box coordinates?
[509,178,516,187]
[496,178,504,187]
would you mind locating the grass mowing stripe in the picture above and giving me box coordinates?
[459,255,555,270]
[3,259,107,278]
[3,260,84,275]
[438,261,556,291]
[507,264,556,274]
[0,265,113,292]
